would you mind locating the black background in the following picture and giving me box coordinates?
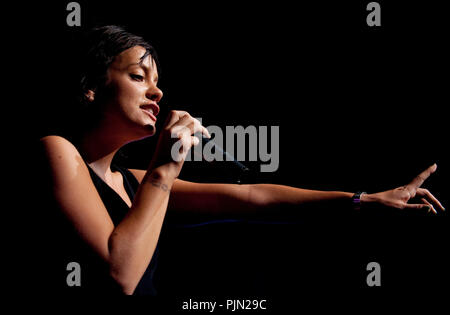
[9,0,449,310]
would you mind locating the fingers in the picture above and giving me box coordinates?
[166,111,209,162]
[416,188,445,212]
[172,133,200,162]
[403,202,432,212]
[166,110,210,138]
[164,110,189,129]
[403,196,442,215]
[202,126,211,138]
[406,163,437,191]
[421,198,437,214]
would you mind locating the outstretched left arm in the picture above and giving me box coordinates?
[168,180,354,219]
[130,164,444,220]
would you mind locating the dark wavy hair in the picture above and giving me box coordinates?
[48,25,160,153]
[78,25,159,108]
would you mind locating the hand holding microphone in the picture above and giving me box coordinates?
[148,110,210,179]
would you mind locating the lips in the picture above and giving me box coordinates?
[140,103,159,122]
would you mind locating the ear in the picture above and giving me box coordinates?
[84,89,95,102]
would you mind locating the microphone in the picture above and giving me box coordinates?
[200,135,250,172]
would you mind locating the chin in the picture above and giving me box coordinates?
[144,123,156,135]
[135,123,156,139]
[124,116,157,141]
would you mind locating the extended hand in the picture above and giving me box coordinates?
[365,164,445,214]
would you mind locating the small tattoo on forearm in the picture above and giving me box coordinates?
[149,180,170,192]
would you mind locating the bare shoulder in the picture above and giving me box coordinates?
[39,135,88,182]
[38,135,115,262]
[40,135,78,152]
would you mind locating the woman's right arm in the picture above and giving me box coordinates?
[41,111,208,294]
[40,135,173,294]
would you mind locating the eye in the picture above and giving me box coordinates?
[130,74,144,81]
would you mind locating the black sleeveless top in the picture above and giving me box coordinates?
[86,163,160,295]
[33,132,161,295]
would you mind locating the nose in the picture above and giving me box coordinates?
[146,84,163,103]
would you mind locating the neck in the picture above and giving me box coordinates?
[78,122,131,179]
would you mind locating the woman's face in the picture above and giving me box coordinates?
[98,45,163,139]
